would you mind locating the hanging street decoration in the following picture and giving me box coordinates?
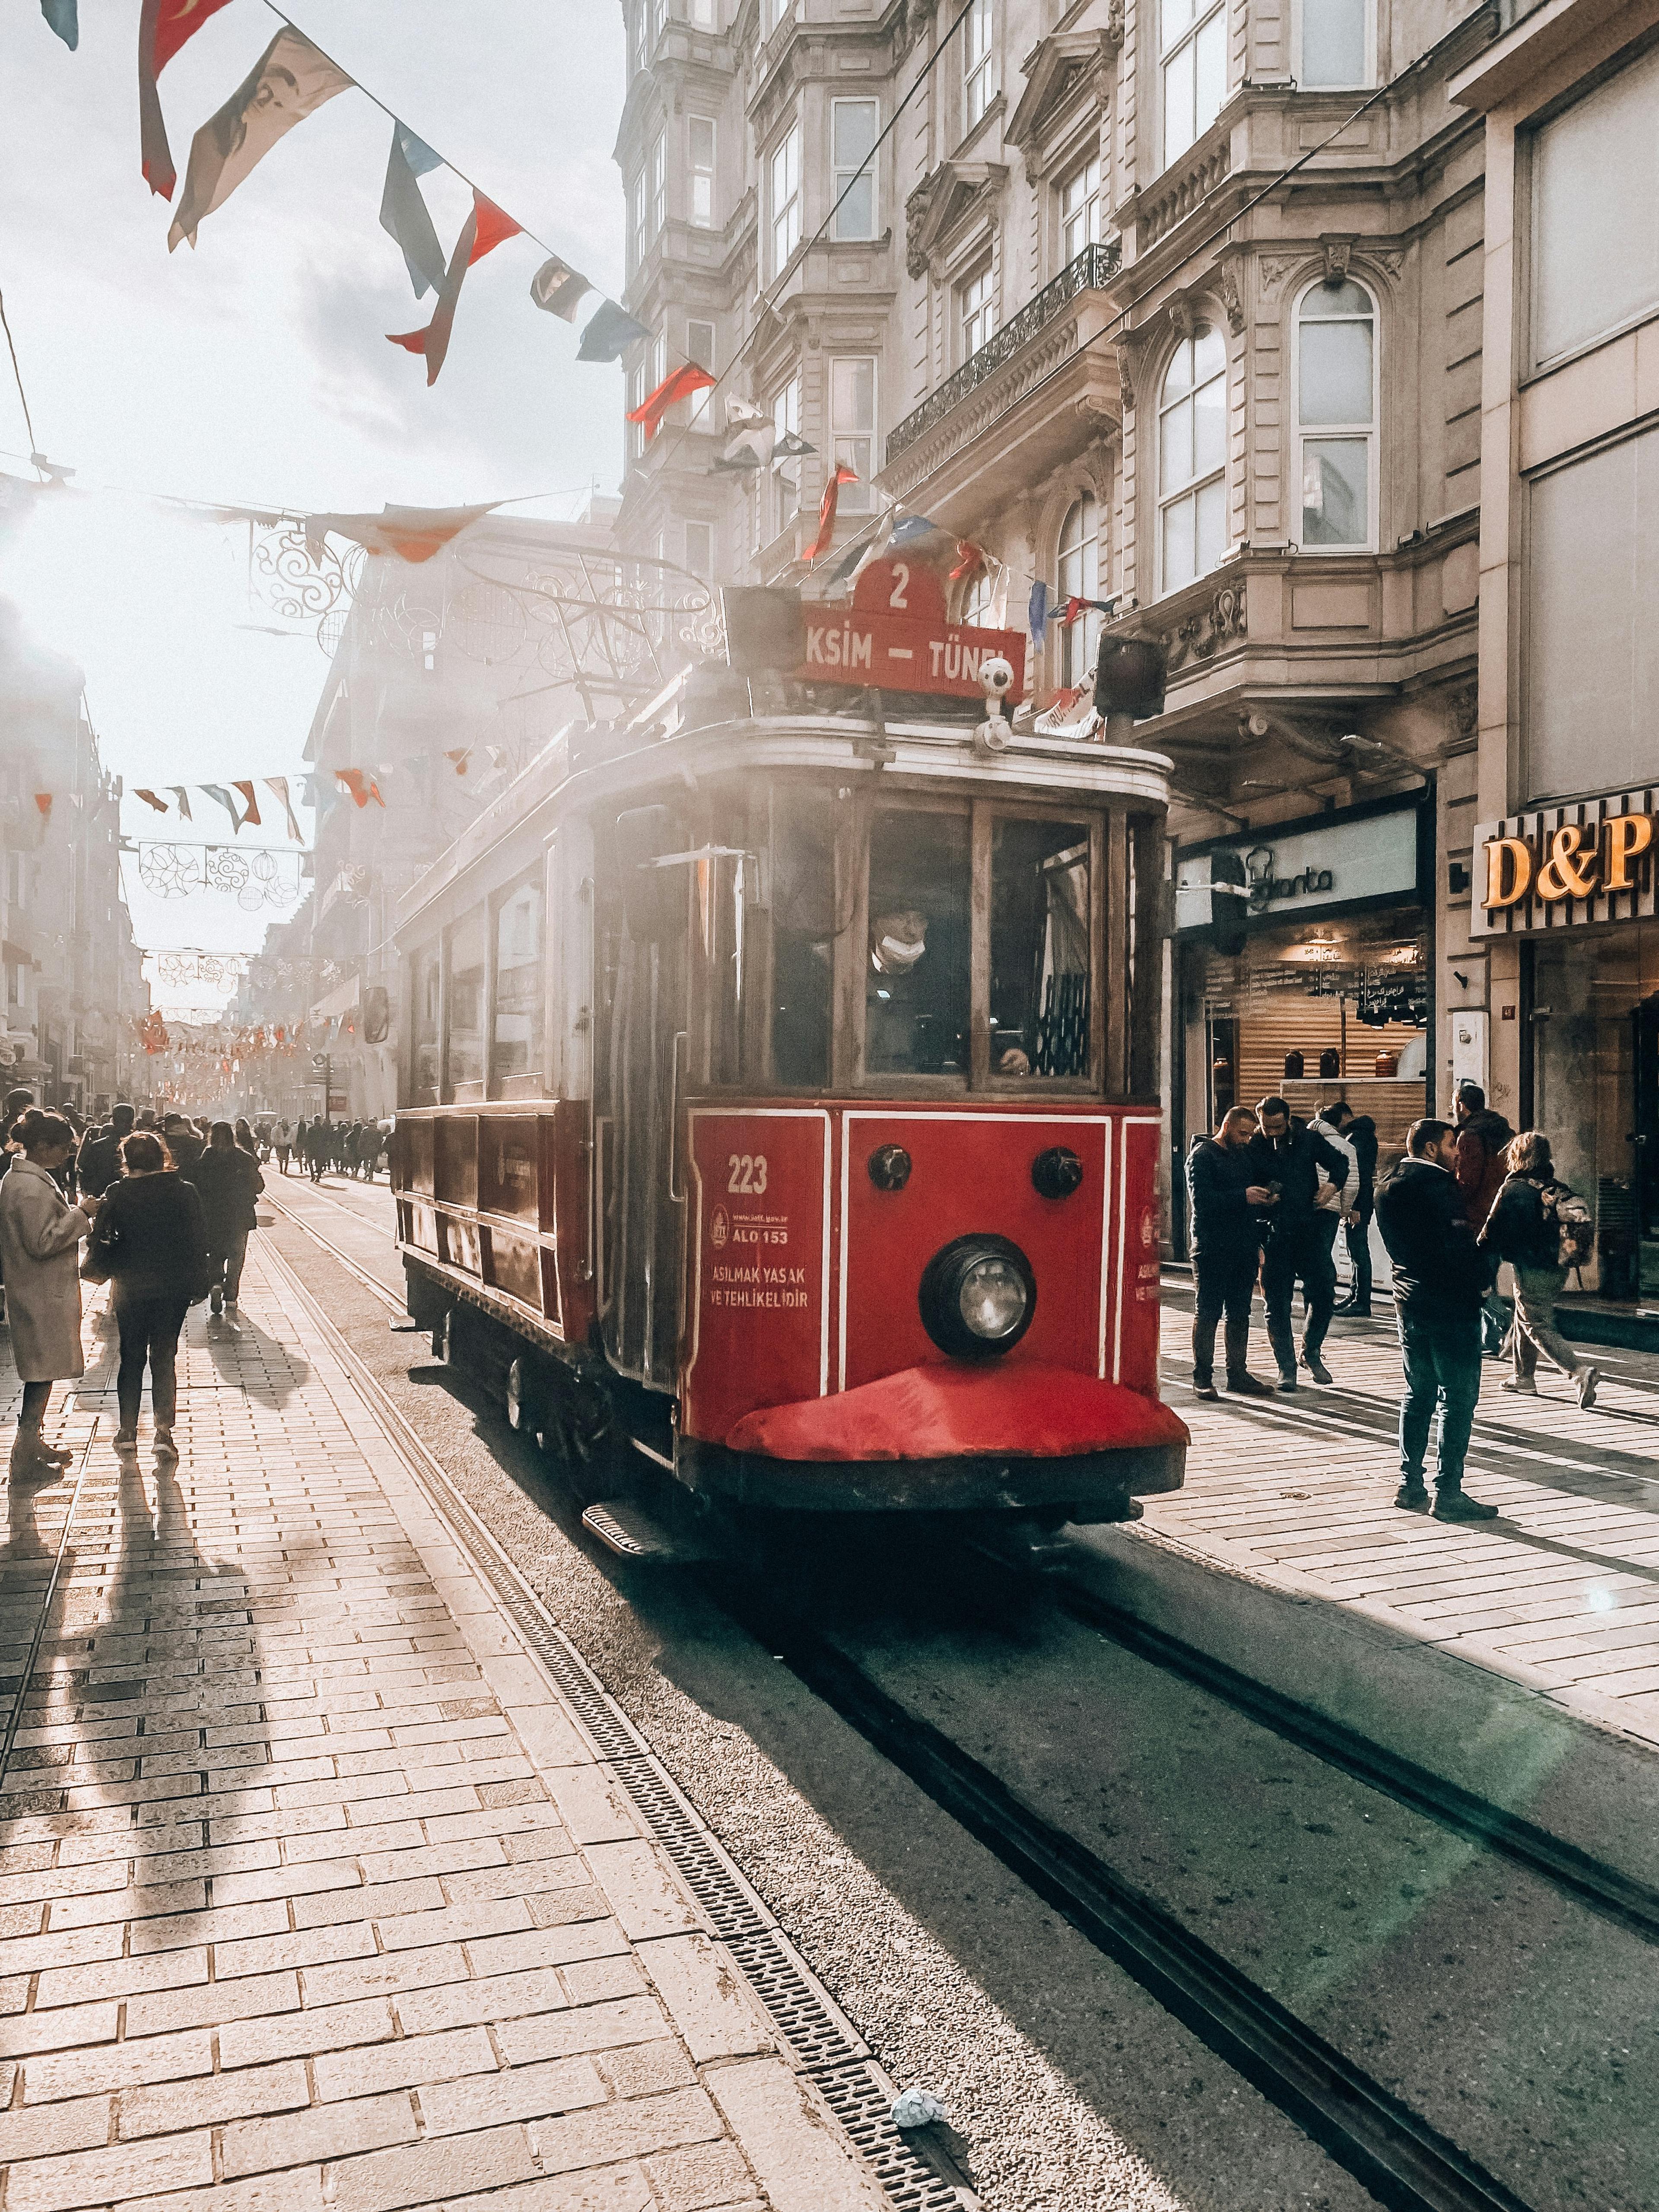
[379,121,446,298]
[146,950,250,988]
[138,0,238,200]
[40,0,77,51]
[388,190,522,385]
[130,841,303,911]
[300,503,500,565]
[628,363,716,443]
[529,255,591,323]
[805,465,859,564]
[167,27,353,253]
[335,769,384,809]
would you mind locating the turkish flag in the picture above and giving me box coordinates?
[388,191,523,385]
[138,0,238,198]
[805,465,858,563]
[626,362,715,441]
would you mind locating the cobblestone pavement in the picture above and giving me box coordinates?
[1154,1289,1659,1750]
[0,1254,885,2212]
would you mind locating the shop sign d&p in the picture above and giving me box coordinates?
[1472,790,1659,936]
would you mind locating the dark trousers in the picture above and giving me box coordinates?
[1344,1211,1373,1306]
[1262,1215,1338,1374]
[1192,1247,1260,1383]
[308,1151,324,1182]
[113,1288,191,1435]
[1396,1305,1482,1491]
[207,1231,249,1305]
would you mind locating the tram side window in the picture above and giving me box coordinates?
[771,787,835,1087]
[493,876,543,1090]
[990,817,1091,1077]
[449,913,486,1091]
[866,806,970,1076]
[413,946,440,1099]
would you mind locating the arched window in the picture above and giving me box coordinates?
[1297,279,1376,550]
[962,566,998,627]
[1056,493,1100,686]
[1157,323,1226,594]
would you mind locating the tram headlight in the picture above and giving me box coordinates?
[919,1235,1037,1359]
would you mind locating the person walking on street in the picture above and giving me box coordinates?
[1308,1097,1357,1323]
[306,1118,329,1183]
[194,1121,264,1332]
[1247,1097,1351,1389]
[83,1131,209,1457]
[1326,1102,1379,1315]
[76,1102,134,1205]
[1454,1083,1515,1355]
[1376,1117,1497,1521]
[0,1110,92,1479]
[162,1112,204,1181]
[274,1120,293,1175]
[1478,1131,1599,1408]
[1186,1106,1274,1401]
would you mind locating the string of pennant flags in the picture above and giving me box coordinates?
[123,748,504,839]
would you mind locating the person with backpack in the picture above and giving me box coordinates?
[1478,1130,1599,1409]
[1454,1083,1516,1356]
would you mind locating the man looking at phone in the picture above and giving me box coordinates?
[1247,1096,1352,1390]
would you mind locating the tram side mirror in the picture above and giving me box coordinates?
[614,806,683,942]
[722,585,805,674]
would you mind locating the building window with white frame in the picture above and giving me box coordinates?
[626,361,645,461]
[1161,0,1225,167]
[962,564,998,627]
[686,318,715,424]
[688,0,716,25]
[770,124,802,274]
[690,116,717,228]
[1059,153,1101,265]
[648,131,665,239]
[1158,322,1227,592]
[627,168,646,274]
[1296,278,1375,549]
[832,99,879,239]
[1057,492,1102,685]
[764,0,793,35]
[959,261,996,361]
[1297,0,1370,87]
[964,0,996,130]
[831,356,876,513]
[685,520,714,580]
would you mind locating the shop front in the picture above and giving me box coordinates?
[1476,787,1659,1301]
[1173,795,1434,1253]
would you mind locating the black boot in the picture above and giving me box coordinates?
[1433,1486,1499,1523]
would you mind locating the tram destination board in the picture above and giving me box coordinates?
[724,558,1027,702]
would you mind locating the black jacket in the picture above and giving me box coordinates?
[1344,1116,1379,1218]
[1376,1159,1487,1319]
[1186,1136,1262,1259]
[89,1173,209,1300]
[165,1128,204,1179]
[78,1128,124,1201]
[1480,1173,1565,1272]
[193,1147,264,1242]
[1245,1118,1350,1231]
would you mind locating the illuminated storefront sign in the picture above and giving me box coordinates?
[1473,791,1659,934]
[1175,800,1422,934]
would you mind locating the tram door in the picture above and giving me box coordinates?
[598,809,689,1394]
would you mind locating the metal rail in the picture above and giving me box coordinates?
[0,1425,99,1793]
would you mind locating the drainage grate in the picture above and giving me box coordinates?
[728,1926,864,2069]
[814,2060,973,2212]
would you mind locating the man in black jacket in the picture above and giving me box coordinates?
[77,1103,134,1203]
[1325,1101,1378,1316]
[1185,1106,1274,1401]
[1247,1097,1351,1390]
[1375,1117,1497,1522]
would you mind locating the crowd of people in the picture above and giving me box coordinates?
[272,1116,386,1182]
[1186,1082,1601,1522]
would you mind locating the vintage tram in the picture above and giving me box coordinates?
[390,559,1186,1548]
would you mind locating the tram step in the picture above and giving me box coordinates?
[581,1498,713,1564]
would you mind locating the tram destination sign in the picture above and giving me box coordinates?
[1474,787,1659,935]
[724,559,1026,703]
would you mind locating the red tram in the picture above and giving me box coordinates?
[391,561,1186,1544]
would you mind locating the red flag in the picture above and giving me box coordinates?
[951,540,985,583]
[1060,596,1087,626]
[444,748,471,775]
[336,769,384,809]
[304,503,498,565]
[388,191,522,386]
[138,0,237,200]
[806,464,858,563]
[34,794,51,820]
[626,362,716,441]
[231,779,261,829]
[134,788,168,813]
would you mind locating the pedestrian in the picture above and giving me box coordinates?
[162,1111,204,1180]
[233,1117,261,1161]
[77,1103,135,1204]
[0,1109,93,1480]
[1453,1083,1516,1355]
[1247,1096,1351,1389]
[1326,1101,1379,1316]
[193,1120,264,1331]
[1185,1105,1273,1400]
[306,1118,328,1183]
[1308,1097,1357,1326]
[273,1119,293,1175]
[83,1131,209,1458]
[1478,1131,1599,1408]
[1375,1117,1497,1521]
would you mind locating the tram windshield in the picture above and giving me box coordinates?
[989,818,1091,1078]
[866,806,970,1077]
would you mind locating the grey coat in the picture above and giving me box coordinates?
[0,1159,92,1381]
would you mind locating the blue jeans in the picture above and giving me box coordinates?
[1396,1306,1482,1491]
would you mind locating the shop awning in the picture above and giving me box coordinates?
[311,973,361,1024]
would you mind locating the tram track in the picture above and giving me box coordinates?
[268,1188,1659,2212]
[0,1423,99,1796]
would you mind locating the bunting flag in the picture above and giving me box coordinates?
[40,0,77,50]
[806,464,858,563]
[576,299,649,363]
[336,769,384,808]
[1060,594,1118,625]
[303,502,499,563]
[716,397,775,474]
[444,748,471,775]
[134,787,170,814]
[827,503,894,588]
[889,513,949,551]
[1028,581,1049,648]
[168,785,192,821]
[950,540,986,584]
[264,776,304,841]
[199,783,244,833]
[626,362,716,442]
[529,255,591,322]
[138,0,238,200]
[388,190,522,385]
[380,122,446,298]
[34,794,52,822]
[232,779,262,829]
[169,28,352,251]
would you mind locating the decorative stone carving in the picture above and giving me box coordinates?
[1258,255,1300,291]
[1161,582,1248,670]
[1168,292,1196,341]
[1320,234,1355,286]
[1447,683,1478,747]
[1216,261,1246,337]
[1114,340,1137,414]
[905,161,1010,280]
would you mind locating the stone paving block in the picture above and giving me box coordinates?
[215,1994,395,2071]
[23,2027,213,2105]
[416,2053,607,2135]
[0,2090,113,2165]
[529,2086,724,2178]
[329,2119,540,2212]
[704,2058,887,2212]
[119,2057,311,2138]
[636,1936,774,2064]
[220,2088,416,2178]
[7,2127,215,2212]
[299,1941,470,2008]
[393,1964,573,2037]
[505,1703,597,1773]
[112,2166,326,2212]
[541,1767,644,1848]
[311,2025,497,2103]
[582,1843,702,1944]
[642,2140,763,2212]
[493,1996,669,2070]
[445,2171,654,2212]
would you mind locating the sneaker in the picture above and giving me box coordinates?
[1433,1487,1499,1522]
[1500,1377,1538,1395]
[1276,1371,1299,1393]
[113,1427,138,1450]
[1225,1372,1274,1398]
[8,1442,57,1480]
[1394,1480,1430,1512]
[209,1286,223,1315]
[1300,1350,1333,1385]
[1192,1380,1219,1401]
[1576,1365,1600,1410]
[153,1428,178,1461]
[1332,1298,1373,1318]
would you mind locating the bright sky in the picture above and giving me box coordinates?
[0,0,624,1013]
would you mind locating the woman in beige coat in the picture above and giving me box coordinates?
[0,1109,92,1478]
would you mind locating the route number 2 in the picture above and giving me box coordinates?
[728,1153,768,1195]
[888,563,910,610]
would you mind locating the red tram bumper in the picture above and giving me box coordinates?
[679,1361,1189,1516]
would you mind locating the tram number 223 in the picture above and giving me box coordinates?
[728,1154,769,1195]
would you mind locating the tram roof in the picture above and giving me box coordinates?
[394,666,1172,937]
